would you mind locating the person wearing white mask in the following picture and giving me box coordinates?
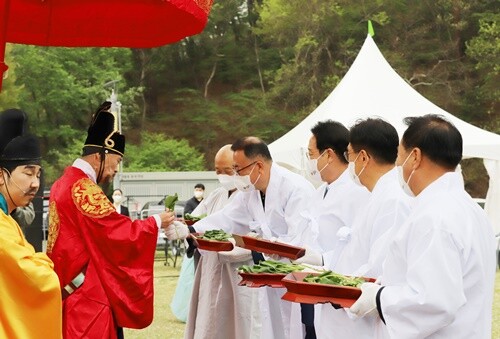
[189,145,238,216]
[304,120,370,254]
[166,136,315,339]
[296,118,412,338]
[111,188,129,217]
[350,115,496,338]
[298,120,370,338]
[184,144,255,339]
[184,183,205,216]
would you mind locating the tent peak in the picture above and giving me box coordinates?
[368,20,375,37]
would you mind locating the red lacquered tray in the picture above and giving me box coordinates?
[238,272,287,288]
[191,233,234,252]
[174,218,196,226]
[238,235,305,260]
[281,272,374,308]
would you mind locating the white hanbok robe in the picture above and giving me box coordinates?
[316,168,412,339]
[291,169,369,338]
[190,186,234,217]
[378,172,495,338]
[185,187,257,339]
[303,169,370,253]
[194,163,315,339]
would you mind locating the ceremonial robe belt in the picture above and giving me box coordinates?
[62,270,86,300]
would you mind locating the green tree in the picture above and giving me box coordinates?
[466,13,500,126]
[9,45,143,184]
[0,44,22,110]
[124,132,205,171]
[42,125,83,184]
[11,46,140,130]
[256,0,396,116]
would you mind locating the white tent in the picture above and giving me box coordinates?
[269,35,500,234]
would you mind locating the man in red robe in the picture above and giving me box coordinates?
[48,102,175,339]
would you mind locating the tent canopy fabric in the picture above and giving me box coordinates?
[269,35,500,234]
[269,35,500,171]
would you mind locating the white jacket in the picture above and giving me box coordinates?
[379,172,495,338]
[304,169,370,253]
[193,163,315,339]
[316,168,413,339]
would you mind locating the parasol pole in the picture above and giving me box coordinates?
[0,0,11,91]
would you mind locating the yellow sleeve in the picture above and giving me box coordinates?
[0,217,62,339]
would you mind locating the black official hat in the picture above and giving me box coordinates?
[0,109,41,168]
[82,101,125,156]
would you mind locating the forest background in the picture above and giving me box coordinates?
[0,0,498,196]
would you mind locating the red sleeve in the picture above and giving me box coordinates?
[73,179,159,328]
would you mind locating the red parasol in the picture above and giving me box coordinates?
[0,0,213,89]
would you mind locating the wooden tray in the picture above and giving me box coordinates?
[238,272,287,288]
[235,235,305,260]
[191,233,234,252]
[281,272,374,308]
[174,218,196,226]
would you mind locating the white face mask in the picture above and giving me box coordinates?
[217,174,236,191]
[234,164,260,192]
[347,153,365,187]
[194,190,204,199]
[112,195,122,204]
[397,152,415,197]
[306,151,328,183]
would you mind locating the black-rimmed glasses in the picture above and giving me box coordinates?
[234,161,257,175]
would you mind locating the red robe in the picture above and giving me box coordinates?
[47,166,159,338]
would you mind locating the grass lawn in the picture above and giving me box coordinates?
[125,255,500,338]
[124,256,186,339]
[493,270,500,338]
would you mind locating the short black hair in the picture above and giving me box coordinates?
[350,118,399,165]
[113,188,123,194]
[402,114,462,170]
[231,137,272,161]
[311,120,349,164]
[194,183,205,190]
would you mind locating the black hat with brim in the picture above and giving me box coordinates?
[82,101,125,156]
[0,134,42,168]
[0,109,41,168]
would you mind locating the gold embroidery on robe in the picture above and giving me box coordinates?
[47,201,60,254]
[72,178,115,218]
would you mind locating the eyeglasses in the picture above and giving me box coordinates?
[234,161,257,175]
[307,149,329,160]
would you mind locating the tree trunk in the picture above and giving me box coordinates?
[139,49,148,127]
[254,35,266,94]
[204,60,218,99]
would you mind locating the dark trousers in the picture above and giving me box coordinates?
[117,327,124,339]
[301,303,316,339]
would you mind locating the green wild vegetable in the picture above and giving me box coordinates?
[238,260,305,274]
[200,229,231,241]
[184,213,206,221]
[164,193,178,211]
[303,271,365,287]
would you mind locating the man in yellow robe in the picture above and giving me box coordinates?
[0,109,62,338]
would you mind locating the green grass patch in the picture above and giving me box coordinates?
[125,263,500,338]
[124,261,185,339]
